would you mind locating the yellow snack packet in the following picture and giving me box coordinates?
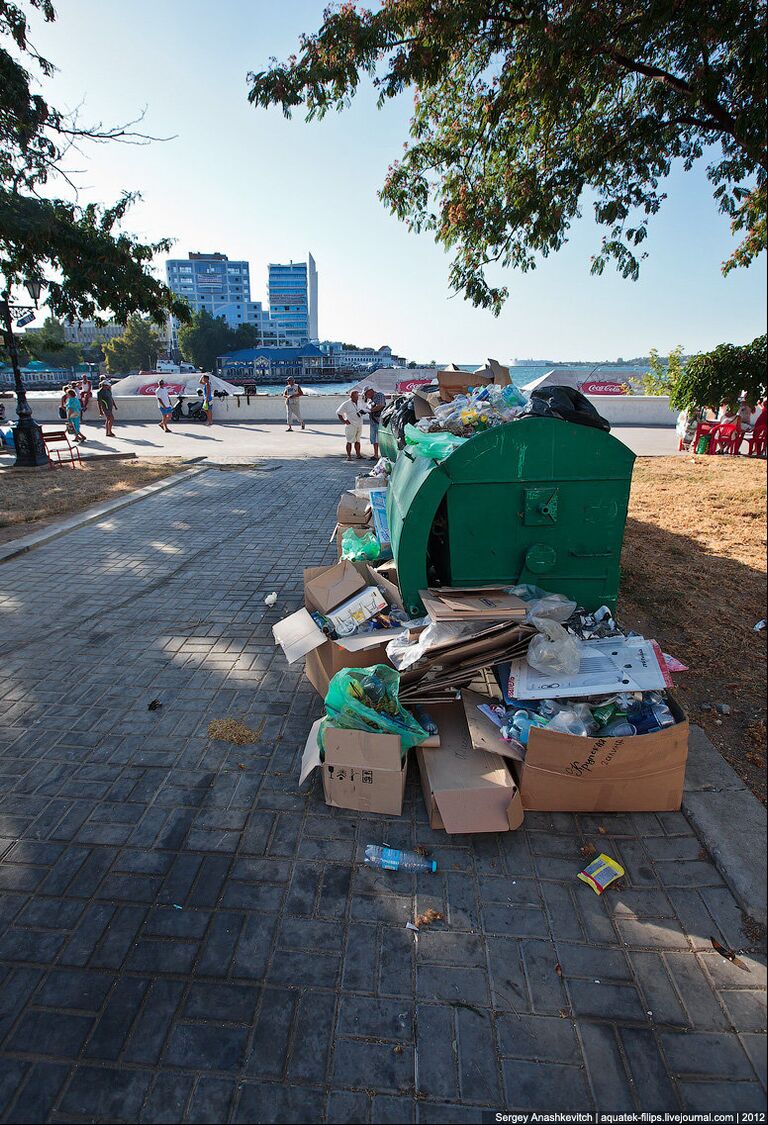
[577,853,625,895]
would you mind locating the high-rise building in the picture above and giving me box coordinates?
[165,252,273,352]
[267,254,318,346]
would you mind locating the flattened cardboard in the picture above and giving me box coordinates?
[462,690,689,813]
[305,560,366,615]
[273,608,327,664]
[421,587,527,621]
[505,636,671,699]
[417,703,523,833]
[462,689,525,763]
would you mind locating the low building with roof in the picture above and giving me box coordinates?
[216,344,337,386]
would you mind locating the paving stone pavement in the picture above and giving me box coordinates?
[0,459,765,1124]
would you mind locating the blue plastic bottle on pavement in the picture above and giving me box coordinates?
[364,845,437,873]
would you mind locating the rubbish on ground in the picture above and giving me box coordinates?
[579,843,597,858]
[526,617,582,676]
[754,620,766,632]
[577,853,625,894]
[412,908,444,929]
[147,699,162,711]
[364,845,437,873]
[368,488,391,546]
[710,936,750,972]
[555,962,563,977]
[662,652,689,673]
[417,703,523,833]
[264,592,278,607]
[420,586,528,623]
[300,719,410,815]
[207,718,263,745]
[340,527,381,562]
[505,636,672,700]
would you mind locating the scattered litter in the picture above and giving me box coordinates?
[393,1044,403,1055]
[754,620,766,632]
[364,844,437,873]
[414,908,444,930]
[597,826,608,835]
[405,922,420,933]
[147,699,162,711]
[172,904,183,910]
[414,846,432,858]
[577,853,625,895]
[555,962,563,977]
[710,936,750,971]
[579,843,597,859]
[207,718,263,745]
[264,592,278,607]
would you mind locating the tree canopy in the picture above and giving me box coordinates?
[669,334,767,410]
[103,316,161,374]
[178,311,263,372]
[248,0,767,313]
[0,1,188,325]
[22,315,81,368]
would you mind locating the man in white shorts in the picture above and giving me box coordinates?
[337,389,364,461]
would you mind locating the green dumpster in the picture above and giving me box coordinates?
[378,423,399,464]
[387,416,635,616]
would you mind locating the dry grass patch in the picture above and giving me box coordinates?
[619,455,767,801]
[0,458,187,539]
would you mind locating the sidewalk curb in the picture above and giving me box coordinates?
[0,467,207,564]
[683,725,767,926]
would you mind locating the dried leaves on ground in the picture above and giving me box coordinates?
[620,456,767,802]
[207,718,264,745]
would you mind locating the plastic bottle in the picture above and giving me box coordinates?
[502,710,549,746]
[600,719,638,737]
[547,710,599,737]
[364,845,437,873]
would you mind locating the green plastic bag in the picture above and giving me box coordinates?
[319,665,429,760]
[340,527,380,561]
[403,423,467,460]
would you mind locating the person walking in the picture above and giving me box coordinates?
[58,384,71,421]
[96,377,117,437]
[337,389,365,461]
[66,387,86,443]
[283,377,305,432]
[78,373,93,413]
[156,379,173,433]
[199,374,214,427]
[363,385,386,459]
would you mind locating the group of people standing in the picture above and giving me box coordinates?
[155,374,214,432]
[283,379,385,459]
[58,374,116,442]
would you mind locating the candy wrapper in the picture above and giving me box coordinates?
[577,854,625,895]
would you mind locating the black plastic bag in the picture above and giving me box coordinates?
[383,394,417,447]
[519,385,611,432]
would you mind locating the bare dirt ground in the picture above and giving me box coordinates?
[0,457,186,545]
[620,455,767,802]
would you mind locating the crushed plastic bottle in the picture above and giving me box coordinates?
[502,710,549,746]
[364,845,437,873]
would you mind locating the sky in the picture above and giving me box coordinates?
[22,0,768,363]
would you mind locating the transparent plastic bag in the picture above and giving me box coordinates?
[526,617,582,676]
[508,584,578,623]
[340,528,380,562]
[319,665,429,758]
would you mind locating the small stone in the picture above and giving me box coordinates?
[715,703,731,715]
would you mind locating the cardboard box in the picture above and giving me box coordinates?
[326,586,387,637]
[461,689,689,813]
[417,703,523,833]
[336,491,372,526]
[336,523,373,560]
[305,559,366,615]
[356,475,388,491]
[300,719,407,815]
[436,365,492,403]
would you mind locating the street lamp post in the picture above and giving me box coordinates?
[0,281,48,468]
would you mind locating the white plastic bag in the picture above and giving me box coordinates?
[526,617,582,676]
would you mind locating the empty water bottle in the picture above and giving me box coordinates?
[364,845,437,873]
[502,710,549,746]
[600,719,638,737]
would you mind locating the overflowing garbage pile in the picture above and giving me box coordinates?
[379,361,610,459]
[273,453,690,835]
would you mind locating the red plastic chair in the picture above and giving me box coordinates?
[711,422,743,455]
[690,420,720,454]
[745,416,767,458]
